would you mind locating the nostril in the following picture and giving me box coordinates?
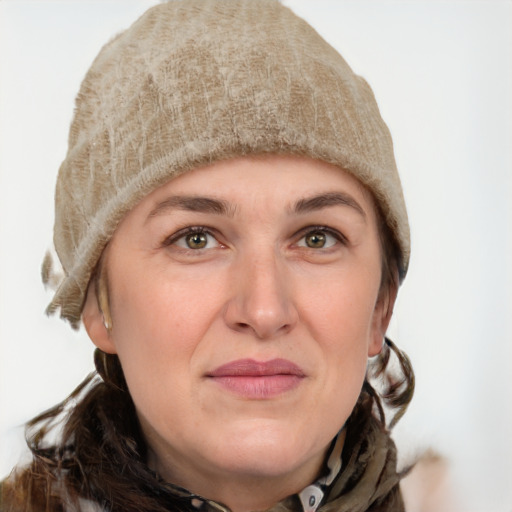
[223,284,299,339]
[234,320,293,339]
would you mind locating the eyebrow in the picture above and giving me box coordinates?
[292,192,367,220]
[148,195,237,218]
[147,191,366,221]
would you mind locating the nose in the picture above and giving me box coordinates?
[223,251,298,339]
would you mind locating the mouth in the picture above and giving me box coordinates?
[206,358,306,399]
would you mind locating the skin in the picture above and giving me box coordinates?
[83,155,396,512]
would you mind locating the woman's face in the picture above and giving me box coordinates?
[84,155,392,501]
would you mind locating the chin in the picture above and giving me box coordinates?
[210,421,327,478]
[218,448,308,479]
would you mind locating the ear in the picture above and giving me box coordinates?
[82,280,117,354]
[368,281,398,357]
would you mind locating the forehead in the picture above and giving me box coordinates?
[132,154,377,221]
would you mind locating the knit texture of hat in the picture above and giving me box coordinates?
[43,0,410,327]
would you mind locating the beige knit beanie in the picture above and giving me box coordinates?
[43,0,410,327]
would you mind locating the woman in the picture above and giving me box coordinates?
[1,1,413,511]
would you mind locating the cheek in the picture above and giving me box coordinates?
[106,276,216,433]
[298,267,379,397]
[107,263,226,381]
[300,268,379,344]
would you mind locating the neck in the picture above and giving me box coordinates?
[149,435,347,512]
[149,452,323,512]
[145,428,347,512]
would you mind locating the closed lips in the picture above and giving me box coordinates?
[207,358,306,377]
[206,359,306,399]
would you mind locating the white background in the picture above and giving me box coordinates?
[0,1,511,511]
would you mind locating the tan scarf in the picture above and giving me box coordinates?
[267,405,404,512]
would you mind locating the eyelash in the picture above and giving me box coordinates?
[295,226,347,249]
[161,225,347,251]
[162,226,218,249]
